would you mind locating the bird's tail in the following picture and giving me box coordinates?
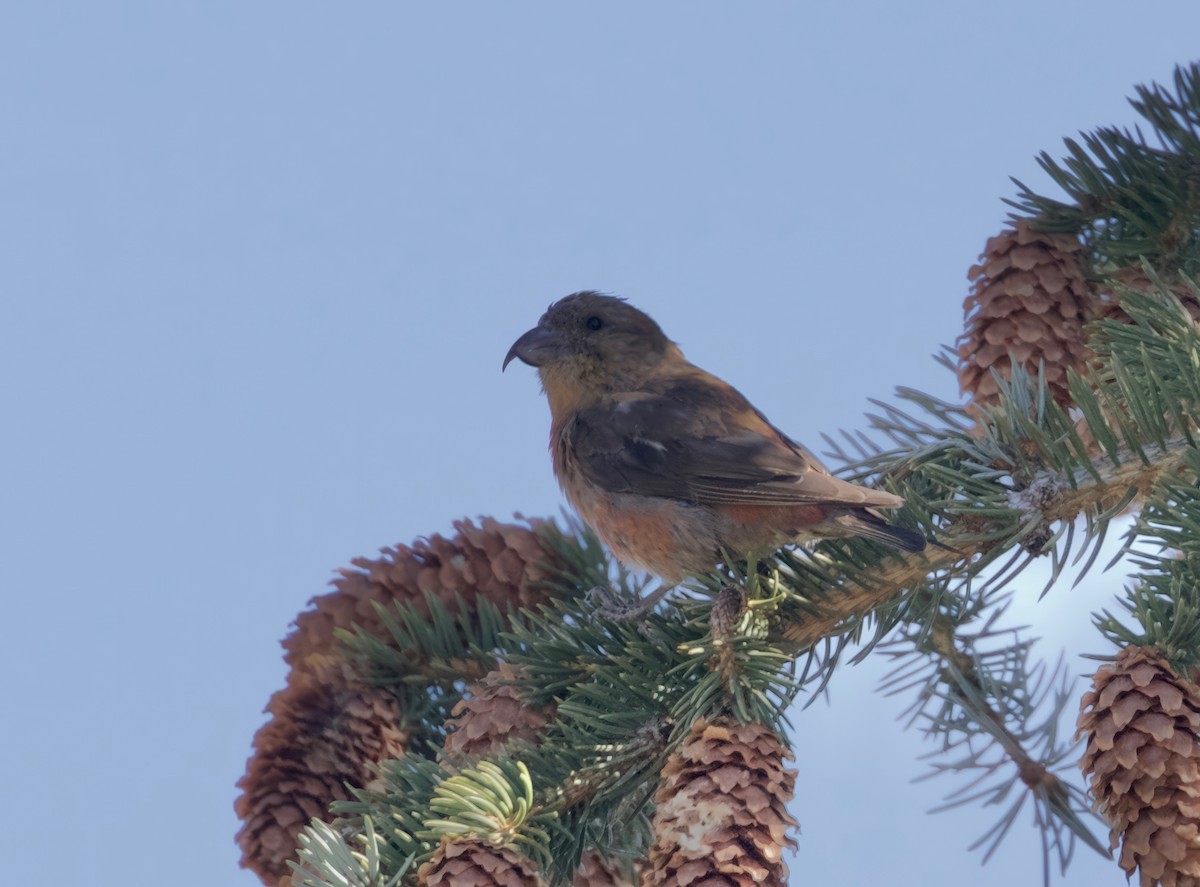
[836,510,927,553]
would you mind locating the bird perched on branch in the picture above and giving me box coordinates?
[504,291,924,589]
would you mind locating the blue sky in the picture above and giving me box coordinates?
[3,4,1197,885]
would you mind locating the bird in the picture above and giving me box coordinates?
[503,291,924,589]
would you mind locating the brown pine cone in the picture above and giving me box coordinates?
[1078,646,1200,886]
[1093,265,1200,326]
[235,668,409,884]
[418,839,544,887]
[1070,267,1200,457]
[710,586,748,645]
[958,220,1091,409]
[647,717,797,887]
[572,851,636,887]
[285,517,566,674]
[443,663,554,762]
[237,517,570,885]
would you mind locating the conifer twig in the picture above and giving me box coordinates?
[778,435,1191,652]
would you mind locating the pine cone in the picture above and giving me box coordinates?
[235,668,410,884]
[648,717,797,887]
[710,586,747,645]
[958,220,1091,409]
[1066,266,1200,457]
[443,663,555,762]
[572,852,636,887]
[418,839,545,887]
[237,517,569,885]
[285,517,564,673]
[1078,646,1200,886]
[1094,266,1200,326]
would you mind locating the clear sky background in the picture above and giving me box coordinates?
[3,3,1198,885]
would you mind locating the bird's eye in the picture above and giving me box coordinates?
[585,316,603,331]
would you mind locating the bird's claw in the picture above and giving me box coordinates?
[584,584,674,622]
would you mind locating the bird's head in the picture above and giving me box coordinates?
[504,292,677,407]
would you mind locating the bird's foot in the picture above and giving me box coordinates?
[584,584,674,622]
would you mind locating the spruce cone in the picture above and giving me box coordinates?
[572,852,636,887]
[1076,267,1200,457]
[237,517,569,885]
[235,666,410,884]
[1094,266,1200,326]
[958,220,1091,409]
[285,517,564,672]
[443,663,554,762]
[418,839,545,887]
[1078,646,1200,886]
[648,717,797,887]
[710,586,747,645]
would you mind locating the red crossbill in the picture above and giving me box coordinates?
[504,292,924,585]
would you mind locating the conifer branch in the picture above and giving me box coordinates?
[777,433,1191,653]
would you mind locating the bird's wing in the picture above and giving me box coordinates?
[568,380,903,509]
